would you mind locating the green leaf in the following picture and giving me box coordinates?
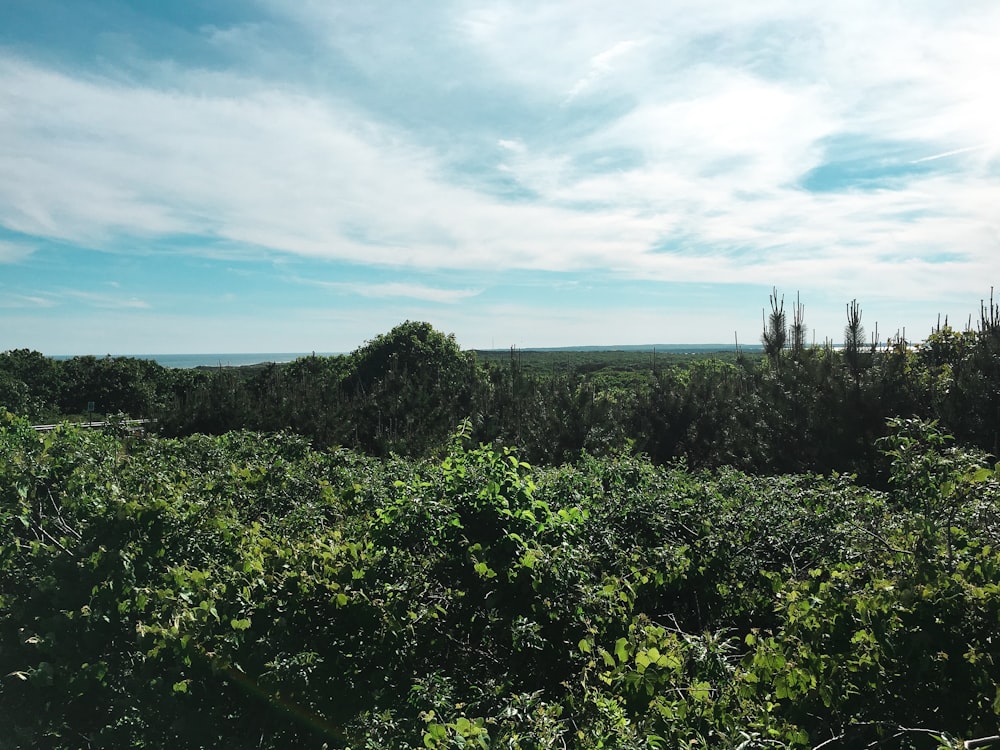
[614,637,628,664]
[775,678,789,699]
[691,681,712,702]
[424,723,447,748]
[970,467,992,482]
[635,651,651,672]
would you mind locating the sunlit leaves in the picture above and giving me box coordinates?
[2,417,999,747]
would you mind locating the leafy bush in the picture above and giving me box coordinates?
[1,414,998,748]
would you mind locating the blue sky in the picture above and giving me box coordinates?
[1,0,998,354]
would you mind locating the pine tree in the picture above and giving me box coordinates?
[761,287,787,367]
[790,292,806,355]
[844,299,866,387]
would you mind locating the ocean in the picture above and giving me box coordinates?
[51,353,337,369]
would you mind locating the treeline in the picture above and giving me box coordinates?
[0,350,200,425]
[3,293,1000,479]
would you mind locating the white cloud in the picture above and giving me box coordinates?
[62,290,151,309]
[0,0,998,343]
[0,239,36,263]
[295,277,481,304]
[565,38,647,102]
[497,138,525,153]
[0,294,55,309]
[910,145,988,164]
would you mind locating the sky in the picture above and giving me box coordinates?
[1,0,998,354]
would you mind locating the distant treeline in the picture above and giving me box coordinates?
[3,292,999,479]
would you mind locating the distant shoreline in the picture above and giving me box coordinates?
[47,353,337,369]
[45,344,764,369]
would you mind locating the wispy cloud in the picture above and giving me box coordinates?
[0,293,56,309]
[565,38,646,102]
[0,239,36,263]
[62,290,151,309]
[293,277,481,304]
[910,145,988,164]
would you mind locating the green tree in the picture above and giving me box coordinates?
[0,370,31,416]
[790,292,807,354]
[344,321,481,455]
[0,349,63,419]
[843,299,868,387]
[58,356,167,417]
[761,287,787,367]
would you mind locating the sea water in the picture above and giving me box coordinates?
[51,353,336,369]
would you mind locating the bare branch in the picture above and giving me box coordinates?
[966,736,1000,750]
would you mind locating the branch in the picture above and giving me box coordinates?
[966,737,1000,750]
[812,723,954,750]
[47,489,82,540]
[849,521,913,557]
[867,726,942,749]
[812,736,841,750]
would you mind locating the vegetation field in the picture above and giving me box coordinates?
[472,347,756,373]
[2,292,1000,748]
[2,414,999,748]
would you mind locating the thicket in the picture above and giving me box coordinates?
[2,413,1000,748]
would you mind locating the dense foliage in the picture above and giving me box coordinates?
[3,296,1000,480]
[2,414,999,748]
[3,294,1000,746]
